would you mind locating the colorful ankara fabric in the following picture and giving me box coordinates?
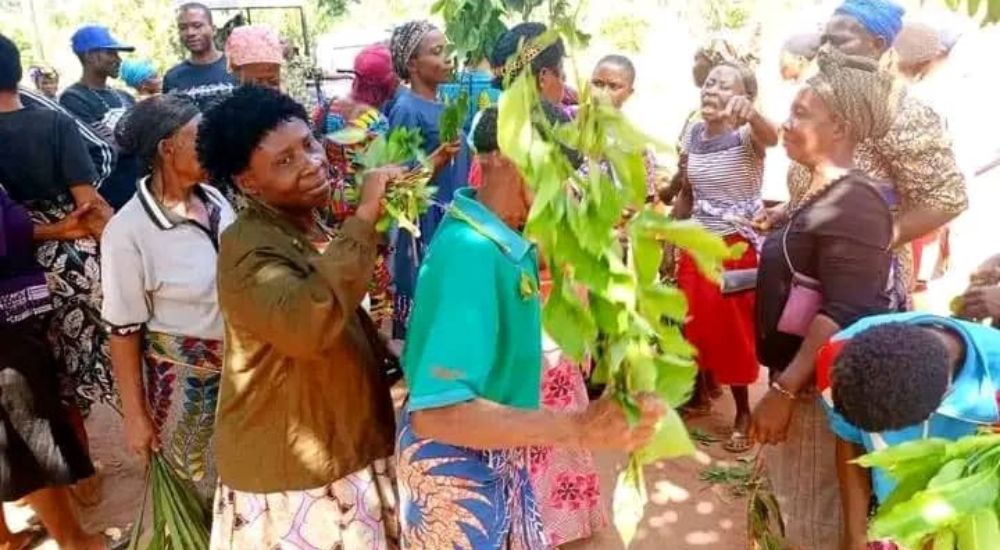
[144,332,222,503]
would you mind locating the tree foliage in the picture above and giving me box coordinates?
[943,0,1000,25]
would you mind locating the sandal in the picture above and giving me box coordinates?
[724,431,753,454]
[680,403,714,419]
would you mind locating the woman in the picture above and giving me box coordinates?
[487,25,608,547]
[673,60,778,453]
[590,54,660,201]
[396,105,661,550]
[388,20,470,337]
[29,66,59,99]
[101,95,234,502]
[0,188,103,550]
[119,59,162,99]
[313,43,398,327]
[225,24,283,89]
[749,50,899,550]
[0,34,114,428]
[197,86,400,549]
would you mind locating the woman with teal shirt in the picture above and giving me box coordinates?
[396,106,664,549]
[388,20,471,337]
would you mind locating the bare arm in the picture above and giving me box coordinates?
[837,437,872,550]
[777,314,842,394]
[110,332,159,461]
[68,183,113,238]
[893,207,958,249]
[411,395,664,452]
[747,109,780,150]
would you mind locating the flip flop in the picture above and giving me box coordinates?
[680,403,714,419]
[724,431,752,454]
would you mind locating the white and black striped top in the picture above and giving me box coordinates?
[683,122,764,237]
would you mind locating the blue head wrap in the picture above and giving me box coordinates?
[120,59,158,90]
[834,0,905,46]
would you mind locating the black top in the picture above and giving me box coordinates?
[59,83,139,210]
[756,173,895,371]
[0,109,97,203]
[163,56,236,111]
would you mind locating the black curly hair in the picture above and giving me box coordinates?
[0,34,22,92]
[116,94,199,177]
[196,85,307,183]
[489,22,565,89]
[832,323,954,433]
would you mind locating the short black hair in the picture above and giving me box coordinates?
[473,102,581,168]
[0,34,23,92]
[712,60,758,101]
[117,94,200,177]
[832,323,953,433]
[598,54,636,84]
[490,22,565,89]
[178,2,214,25]
[196,85,307,182]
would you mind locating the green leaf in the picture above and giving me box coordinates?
[653,356,697,407]
[856,438,950,471]
[933,529,957,550]
[639,284,689,323]
[955,509,1000,549]
[613,460,647,547]
[636,408,695,462]
[631,231,663,287]
[969,0,983,17]
[929,459,968,489]
[606,149,648,206]
[869,471,1000,545]
[542,283,597,361]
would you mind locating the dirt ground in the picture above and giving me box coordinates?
[6,380,766,550]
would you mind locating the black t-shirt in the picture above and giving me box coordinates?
[59,83,139,210]
[756,174,895,372]
[0,109,98,203]
[163,55,236,111]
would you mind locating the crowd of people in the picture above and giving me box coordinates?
[1,0,1000,549]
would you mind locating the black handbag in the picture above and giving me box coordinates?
[356,308,403,387]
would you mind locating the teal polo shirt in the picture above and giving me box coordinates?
[402,187,542,412]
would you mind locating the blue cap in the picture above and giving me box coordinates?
[71,25,135,55]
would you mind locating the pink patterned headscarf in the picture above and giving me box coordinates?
[226,25,283,69]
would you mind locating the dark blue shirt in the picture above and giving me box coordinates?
[163,55,236,112]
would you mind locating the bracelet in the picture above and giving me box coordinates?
[770,381,797,401]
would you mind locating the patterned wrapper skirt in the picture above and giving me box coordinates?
[527,335,607,547]
[210,458,399,550]
[762,396,842,550]
[0,317,95,501]
[676,233,759,386]
[397,415,546,550]
[143,331,222,504]
[25,195,114,415]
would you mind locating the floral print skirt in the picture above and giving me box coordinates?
[26,195,113,415]
[527,336,607,547]
[143,331,222,504]
[210,459,399,550]
[397,415,546,549]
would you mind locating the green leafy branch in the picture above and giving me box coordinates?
[856,432,1000,549]
[496,21,741,544]
[127,453,210,550]
[343,127,436,236]
[432,0,510,65]
[942,0,1000,26]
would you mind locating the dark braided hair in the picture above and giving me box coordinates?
[196,85,307,183]
[832,323,954,433]
[489,22,565,89]
[116,94,199,177]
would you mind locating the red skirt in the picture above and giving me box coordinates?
[676,234,759,386]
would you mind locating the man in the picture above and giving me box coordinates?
[783,0,968,297]
[60,25,139,210]
[817,313,1000,548]
[163,2,236,110]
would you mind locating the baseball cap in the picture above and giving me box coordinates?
[71,25,135,55]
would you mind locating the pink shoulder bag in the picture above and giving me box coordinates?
[776,220,823,337]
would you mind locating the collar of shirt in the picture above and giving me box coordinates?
[137,176,223,232]
[449,187,533,262]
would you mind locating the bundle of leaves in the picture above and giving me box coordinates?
[497,26,741,544]
[347,127,435,236]
[439,90,471,144]
[431,0,509,66]
[857,433,1000,549]
[128,453,210,550]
